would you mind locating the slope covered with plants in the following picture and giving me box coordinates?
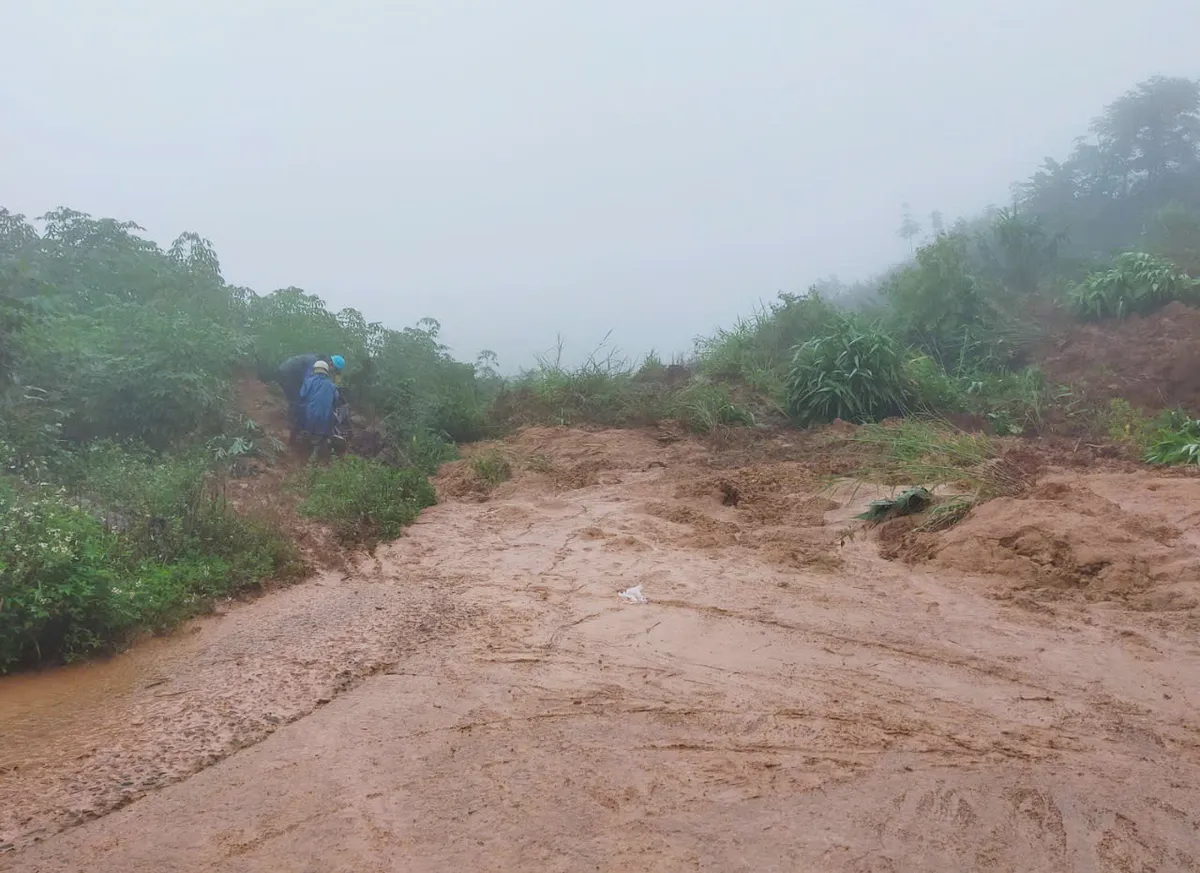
[0,209,495,671]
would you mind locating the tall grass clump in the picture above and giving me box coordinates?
[851,419,1024,501]
[694,291,839,407]
[495,338,669,428]
[786,315,913,424]
[671,381,756,434]
[297,456,436,546]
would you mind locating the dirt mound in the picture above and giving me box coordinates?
[671,463,828,524]
[891,473,1200,611]
[435,425,708,501]
[1037,301,1200,413]
[433,425,849,573]
[433,458,491,501]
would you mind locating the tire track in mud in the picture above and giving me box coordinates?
[6,427,1200,871]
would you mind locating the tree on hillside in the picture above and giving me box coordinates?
[1019,158,1078,223]
[898,202,922,252]
[976,207,1064,296]
[1092,75,1200,189]
[1145,203,1200,274]
[883,230,1032,369]
[1018,76,1200,257]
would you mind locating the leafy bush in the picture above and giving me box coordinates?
[975,208,1064,297]
[1142,410,1200,465]
[1146,204,1200,276]
[362,320,494,445]
[694,291,839,407]
[0,485,125,670]
[786,316,913,424]
[1069,252,1197,320]
[906,354,968,414]
[391,430,460,476]
[1105,398,1155,447]
[963,367,1060,434]
[0,471,300,672]
[14,302,242,449]
[297,457,436,546]
[246,288,373,380]
[886,233,998,369]
[907,358,1062,434]
[61,444,302,590]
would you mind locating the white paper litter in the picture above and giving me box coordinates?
[618,585,648,604]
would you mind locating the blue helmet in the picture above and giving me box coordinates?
[330,355,346,371]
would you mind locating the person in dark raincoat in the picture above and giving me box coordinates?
[299,359,342,462]
[276,353,345,442]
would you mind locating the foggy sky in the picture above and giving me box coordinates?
[4,1,1199,369]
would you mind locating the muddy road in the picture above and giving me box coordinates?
[4,427,1200,871]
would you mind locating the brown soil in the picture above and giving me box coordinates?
[4,424,1200,871]
[888,471,1200,615]
[1037,301,1200,413]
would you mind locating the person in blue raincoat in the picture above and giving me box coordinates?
[299,359,342,462]
[276,353,346,443]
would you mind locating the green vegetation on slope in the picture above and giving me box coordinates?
[296,457,437,548]
[0,209,487,671]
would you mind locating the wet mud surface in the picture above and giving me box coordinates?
[5,427,1200,871]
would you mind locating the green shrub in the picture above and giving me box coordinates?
[907,358,1062,434]
[0,477,299,672]
[0,486,127,670]
[1142,410,1200,465]
[907,354,968,414]
[63,445,285,571]
[694,291,839,407]
[1105,398,1154,447]
[963,367,1056,434]
[246,288,369,379]
[392,430,460,476]
[886,233,1015,370]
[671,382,756,433]
[1069,252,1197,320]
[16,303,244,449]
[786,316,912,424]
[297,457,436,546]
[362,319,495,443]
[1146,204,1200,275]
[423,384,491,443]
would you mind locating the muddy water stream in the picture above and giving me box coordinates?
[1,635,181,774]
